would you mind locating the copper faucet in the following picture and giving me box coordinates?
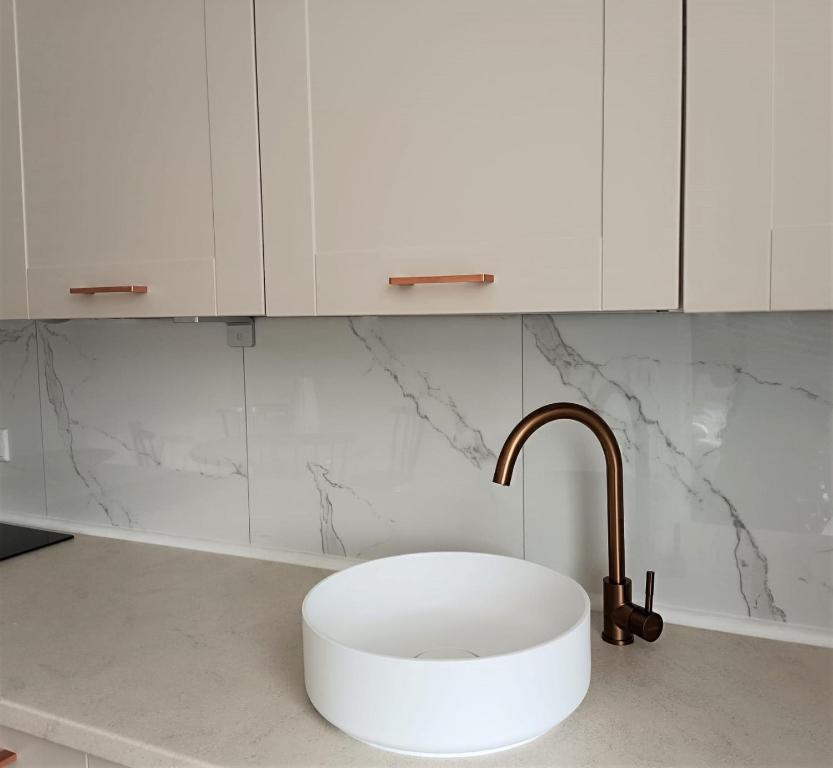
[493,402,663,646]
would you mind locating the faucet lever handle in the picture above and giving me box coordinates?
[645,570,655,613]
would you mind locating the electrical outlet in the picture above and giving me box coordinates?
[0,429,9,462]
[226,320,255,348]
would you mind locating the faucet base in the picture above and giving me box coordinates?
[602,575,664,644]
[602,576,634,646]
[601,632,634,646]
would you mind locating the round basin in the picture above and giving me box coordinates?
[302,552,591,757]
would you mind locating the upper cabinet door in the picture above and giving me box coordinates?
[257,0,682,316]
[0,0,27,320]
[685,0,833,312]
[12,0,263,319]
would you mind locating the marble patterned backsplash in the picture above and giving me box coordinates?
[0,313,830,638]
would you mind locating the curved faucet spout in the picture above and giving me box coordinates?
[492,402,625,584]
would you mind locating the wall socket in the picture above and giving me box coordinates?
[0,429,9,462]
[226,320,255,348]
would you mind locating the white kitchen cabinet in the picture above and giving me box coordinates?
[0,0,27,320]
[0,725,86,768]
[0,726,128,768]
[87,757,127,768]
[6,0,263,320]
[685,0,833,312]
[257,0,682,316]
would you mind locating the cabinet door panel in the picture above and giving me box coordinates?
[685,0,832,311]
[27,259,215,319]
[261,0,604,316]
[684,0,773,312]
[260,0,682,316]
[205,0,264,316]
[770,0,832,310]
[256,0,316,316]
[602,0,682,311]
[312,0,602,315]
[15,0,263,319]
[17,0,215,272]
[771,226,833,309]
[316,238,600,316]
[0,0,27,319]
[311,1,601,251]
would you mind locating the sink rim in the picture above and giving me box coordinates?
[302,550,591,664]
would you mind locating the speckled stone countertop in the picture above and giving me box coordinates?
[0,535,830,768]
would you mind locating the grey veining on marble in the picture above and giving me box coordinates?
[39,323,132,526]
[0,321,45,518]
[245,316,523,560]
[36,320,250,543]
[522,313,832,630]
[347,317,496,469]
[308,460,358,557]
[0,535,831,768]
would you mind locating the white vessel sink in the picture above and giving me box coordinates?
[302,552,591,757]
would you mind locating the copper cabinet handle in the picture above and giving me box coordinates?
[388,274,494,286]
[69,285,148,295]
[0,749,17,766]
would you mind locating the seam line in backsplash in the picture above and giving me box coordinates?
[35,322,48,519]
[242,345,252,546]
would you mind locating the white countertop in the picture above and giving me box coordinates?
[0,535,830,768]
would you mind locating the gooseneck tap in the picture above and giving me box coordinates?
[493,402,663,646]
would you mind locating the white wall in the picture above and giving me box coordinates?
[0,313,830,641]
